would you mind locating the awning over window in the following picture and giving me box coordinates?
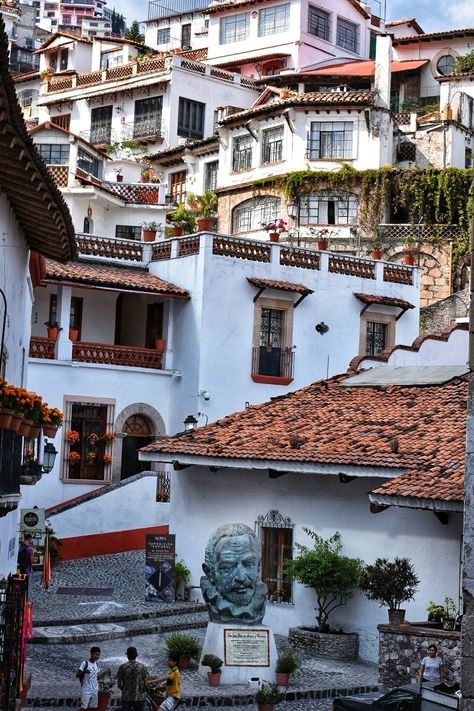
[247,277,314,307]
[354,292,415,320]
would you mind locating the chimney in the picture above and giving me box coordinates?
[374,34,392,109]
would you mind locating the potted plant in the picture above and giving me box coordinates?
[426,601,445,623]
[69,327,79,342]
[40,67,54,82]
[201,654,223,686]
[169,203,195,236]
[45,320,61,340]
[255,682,284,711]
[312,227,332,250]
[284,529,363,633]
[261,218,287,242]
[370,227,384,260]
[427,596,457,629]
[140,166,159,183]
[142,221,161,242]
[403,234,419,265]
[359,557,419,625]
[97,669,114,711]
[115,168,123,182]
[175,559,191,596]
[275,651,298,687]
[195,192,218,231]
[150,330,166,352]
[164,632,201,669]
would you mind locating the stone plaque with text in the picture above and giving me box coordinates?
[224,628,270,667]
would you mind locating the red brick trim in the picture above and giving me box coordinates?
[251,375,293,385]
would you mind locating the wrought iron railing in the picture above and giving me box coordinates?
[122,117,165,141]
[251,346,294,380]
[72,342,164,369]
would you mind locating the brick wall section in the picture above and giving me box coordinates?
[378,624,460,687]
[420,286,469,335]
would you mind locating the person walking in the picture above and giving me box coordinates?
[116,646,149,711]
[155,655,180,711]
[17,534,35,578]
[76,646,105,711]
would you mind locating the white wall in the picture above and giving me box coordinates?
[359,327,468,369]
[166,464,462,662]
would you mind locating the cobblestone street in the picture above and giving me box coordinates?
[24,552,378,710]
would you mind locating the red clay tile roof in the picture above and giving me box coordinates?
[299,59,428,77]
[354,293,415,309]
[349,323,468,372]
[142,371,467,505]
[44,259,190,298]
[219,90,376,125]
[393,27,474,44]
[247,277,314,295]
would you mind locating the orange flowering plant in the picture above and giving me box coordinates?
[86,451,97,462]
[103,453,112,464]
[102,432,115,441]
[69,451,81,462]
[67,430,80,443]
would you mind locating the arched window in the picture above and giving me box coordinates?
[300,190,358,225]
[232,195,280,233]
[436,55,455,76]
[257,509,294,603]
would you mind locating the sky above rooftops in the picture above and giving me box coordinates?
[113,1,463,43]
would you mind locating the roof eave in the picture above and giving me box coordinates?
[368,492,463,513]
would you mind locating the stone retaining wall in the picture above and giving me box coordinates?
[378,623,460,688]
[289,627,359,660]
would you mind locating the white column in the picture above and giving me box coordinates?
[55,285,72,360]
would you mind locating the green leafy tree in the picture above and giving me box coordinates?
[359,557,419,610]
[284,529,363,632]
[125,20,144,43]
[454,50,474,75]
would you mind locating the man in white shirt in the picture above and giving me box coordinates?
[77,646,103,710]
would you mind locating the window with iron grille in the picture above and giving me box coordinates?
[261,126,284,164]
[219,12,249,44]
[308,5,331,40]
[366,321,387,356]
[258,3,290,36]
[204,161,218,192]
[115,225,141,240]
[60,48,68,71]
[170,170,187,204]
[336,17,359,53]
[232,196,280,233]
[157,27,170,44]
[178,97,205,139]
[77,148,102,179]
[134,96,163,138]
[257,510,293,603]
[308,121,353,160]
[181,22,191,48]
[37,143,70,165]
[65,401,114,481]
[299,191,358,225]
[232,134,253,172]
[397,142,416,162]
[90,105,113,145]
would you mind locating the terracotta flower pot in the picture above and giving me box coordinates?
[42,424,59,438]
[69,328,79,342]
[9,412,23,432]
[404,254,415,266]
[258,704,275,711]
[143,229,157,242]
[154,339,166,353]
[179,656,190,669]
[29,423,41,439]
[116,174,123,182]
[269,232,279,242]
[0,408,14,429]
[276,672,290,687]
[371,249,382,260]
[208,671,221,686]
[47,326,59,340]
[197,217,213,231]
[97,693,111,711]
[172,226,183,237]
[18,418,34,437]
[318,240,328,250]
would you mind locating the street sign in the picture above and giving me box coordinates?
[19,508,45,543]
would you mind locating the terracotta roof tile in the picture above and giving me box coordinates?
[247,277,314,295]
[354,293,415,309]
[44,259,190,298]
[143,372,467,505]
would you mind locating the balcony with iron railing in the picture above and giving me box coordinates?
[251,346,295,385]
[29,337,165,370]
[73,168,161,205]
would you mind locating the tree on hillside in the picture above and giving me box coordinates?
[125,20,144,43]
[111,8,126,36]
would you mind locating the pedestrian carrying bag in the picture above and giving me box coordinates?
[76,660,88,685]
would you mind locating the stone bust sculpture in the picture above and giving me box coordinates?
[200,522,268,625]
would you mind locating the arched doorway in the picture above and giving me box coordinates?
[121,414,155,479]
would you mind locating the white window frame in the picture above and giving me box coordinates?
[219,12,250,44]
[258,3,290,37]
[336,16,359,54]
[232,134,253,172]
[232,195,280,233]
[299,191,358,225]
[261,125,284,164]
[308,121,354,160]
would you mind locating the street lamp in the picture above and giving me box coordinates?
[183,415,198,432]
[286,199,301,246]
[42,441,58,474]
[286,200,298,219]
[20,440,58,482]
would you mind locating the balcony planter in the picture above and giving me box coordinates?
[372,249,382,260]
[116,174,123,182]
[197,217,213,231]
[47,326,59,340]
[154,338,166,353]
[172,226,183,237]
[318,240,328,250]
[42,424,58,438]
[69,328,79,342]
[143,229,157,242]
[404,254,415,266]
[18,418,34,437]
[0,408,14,429]
[9,412,23,432]
[269,232,279,242]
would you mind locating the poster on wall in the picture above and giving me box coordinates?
[145,533,175,602]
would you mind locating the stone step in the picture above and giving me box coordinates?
[33,601,207,628]
[31,611,209,644]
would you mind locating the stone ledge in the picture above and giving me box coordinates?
[289,627,359,661]
[377,622,460,640]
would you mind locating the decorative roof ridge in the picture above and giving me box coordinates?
[348,322,468,371]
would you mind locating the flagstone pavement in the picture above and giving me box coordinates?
[24,551,379,710]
